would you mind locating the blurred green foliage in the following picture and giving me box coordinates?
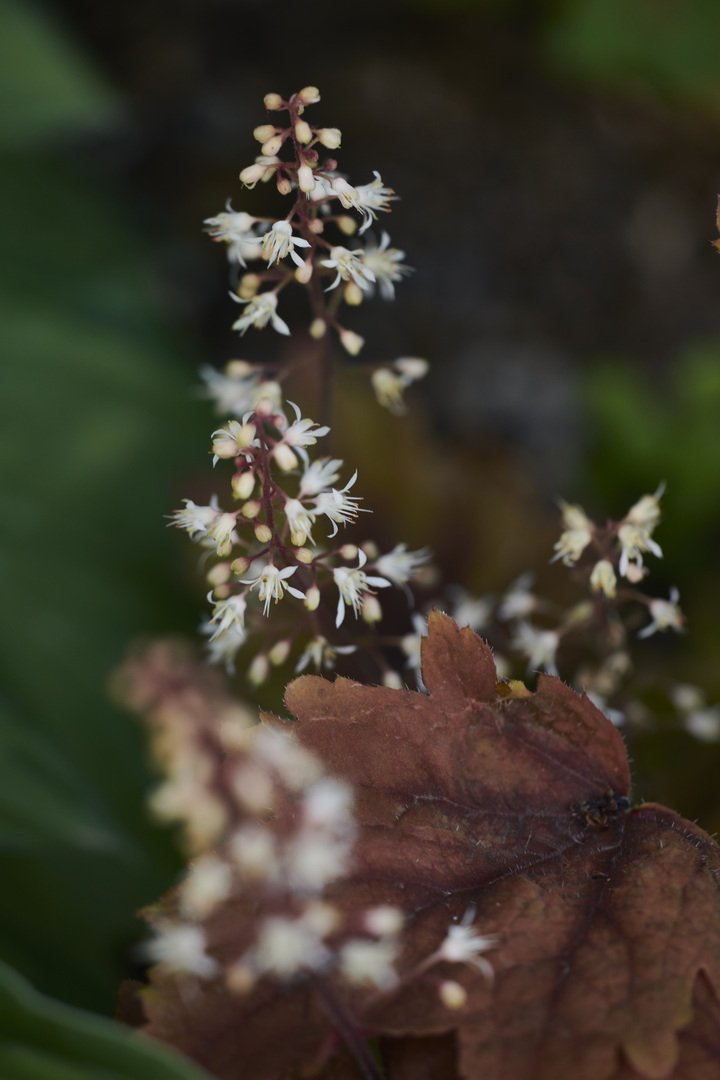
[0,0,203,1015]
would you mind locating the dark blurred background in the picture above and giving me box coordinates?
[2,0,720,1017]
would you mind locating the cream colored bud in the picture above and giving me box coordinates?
[213,583,231,600]
[231,556,250,576]
[362,540,379,559]
[364,906,404,937]
[227,960,256,995]
[297,164,315,193]
[336,215,357,237]
[439,981,467,1010]
[254,523,273,544]
[239,273,260,299]
[590,559,618,599]
[344,282,363,306]
[241,500,262,519]
[317,127,342,149]
[261,134,284,157]
[273,443,299,472]
[276,176,292,196]
[383,670,403,689]
[294,120,313,144]
[207,562,231,587]
[225,359,253,378]
[304,585,321,611]
[303,901,341,937]
[308,218,324,234]
[254,395,276,418]
[248,654,270,686]
[263,92,284,111]
[362,595,383,624]
[294,260,314,284]
[232,471,256,501]
[339,544,358,560]
[253,124,276,142]
[295,547,314,564]
[239,163,266,187]
[268,639,291,666]
[309,317,327,339]
[340,329,364,356]
[298,85,321,105]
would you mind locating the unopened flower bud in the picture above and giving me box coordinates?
[297,164,315,193]
[394,356,429,381]
[248,654,270,686]
[294,120,313,144]
[276,176,292,196]
[261,134,284,157]
[304,585,321,612]
[383,670,403,689]
[268,639,291,666]
[213,583,231,600]
[226,359,254,378]
[362,595,383,624]
[231,556,250,576]
[254,524,273,544]
[336,215,357,237]
[590,559,617,599]
[308,218,324,235]
[239,273,260,299]
[362,540,379,559]
[340,329,364,355]
[298,85,321,105]
[340,544,358,560]
[344,282,364,306]
[227,960,256,995]
[294,260,313,284]
[295,547,314,564]
[309,318,327,339]
[239,163,266,187]
[273,443,299,472]
[254,395,277,418]
[253,124,276,143]
[317,127,342,149]
[263,92,284,111]
[439,981,467,1010]
[241,500,262,519]
[232,471,256,501]
[207,562,231,587]
[364,906,404,937]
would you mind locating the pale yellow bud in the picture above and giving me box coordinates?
[239,163,266,187]
[339,544,358,560]
[268,639,291,666]
[317,127,342,149]
[276,176,292,196]
[239,273,260,299]
[225,359,254,378]
[297,164,315,193]
[207,562,231,587]
[253,124,276,142]
[294,120,313,144]
[344,282,363,306]
[241,500,262,519]
[261,134,284,157]
[590,559,618,599]
[439,981,467,1010]
[231,556,250,576]
[213,583,231,600]
[248,654,270,686]
[295,547,314,564]
[309,317,327,339]
[254,395,277,418]
[254,523,273,544]
[232,471,256,501]
[304,585,321,612]
[227,960,256,995]
[362,595,383,624]
[298,85,321,104]
[340,329,364,355]
[383,670,403,689]
[263,92,284,111]
[273,443,299,472]
[294,260,313,284]
[308,218,324,234]
[362,540,379,559]
[336,215,357,237]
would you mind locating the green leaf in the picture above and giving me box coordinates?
[0,962,211,1080]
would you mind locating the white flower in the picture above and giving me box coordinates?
[208,593,247,640]
[281,401,330,448]
[231,291,290,336]
[260,220,311,268]
[434,908,496,980]
[400,613,428,674]
[362,232,411,299]
[295,635,356,673]
[299,457,343,498]
[512,622,560,674]
[313,471,365,537]
[374,543,432,586]
[206,512,239,556]
[354,171,397,233]
[284,498,316,546]
[339,939,399,989]
[638,588,684,639]
[241,563,305,616]
[200,363,260,415]
[329,176,360,210]
[371,368,406,413]
[333,550,391,627]
[321,246,376,292]
[251,916,330,980]
[147,922,218,979]
[551,501,593,566]
[590,559,617,599]
[617,484,664,580]
[498,573,537,621]
[202,619,246,673]
[171,497,219,539]
[211,419,257,464]
[448,587,492,631]
[179,854,233,920]
[204,205,262,266]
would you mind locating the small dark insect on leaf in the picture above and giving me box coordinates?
[571,789,631,829]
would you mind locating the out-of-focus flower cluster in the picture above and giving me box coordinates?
[116,644,495,1006]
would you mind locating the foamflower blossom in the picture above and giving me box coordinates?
[171,497,219,539]
[281,401,330,449]
[374,543,432,587]
[260,220,311,268]
[371,356,429,414]
[512,622,560,675]
[295,636,356,673]
[241,563,305,616]
[552,502,593,566]
[299,457,343,498]
[321,246,376,292]
[638,588,684,639]
[353,172,397,233]
[333,550,391,627]
[284,498,316,547]
[208,593,248,640]
[147,922,218,979]
[433,908,496,980]
[231,291,290,336]
[617,484,664,581]
[362,232,411,299]
[204,205,262,266]
[313,471,365,536]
